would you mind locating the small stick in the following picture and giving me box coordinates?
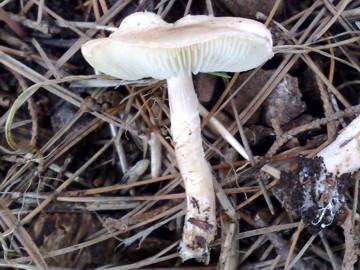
[266,104,360,158]
[316,74,336,139]
[31,38,61,79]
[284,220,305,269]
[36,0,44,24]
[319,231,341,270]
[205,0,214,16]
[183,0,193,16]
[0,7,26,38]
[109,124,128,174]
[231,98,275,215]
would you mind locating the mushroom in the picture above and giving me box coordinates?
[81,11,273,263]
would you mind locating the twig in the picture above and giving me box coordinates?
[205,0,214,16]
[319,230,341,270]
[353,173,359,228]
[218,221,238,269]
[341,210,359,270]
[104,200,178,232]
[213,178,236,221]
[265,104,360,158]
[31,38,61,79]
[285,234,317,270]
[264,0,282,26]
[330,94,347,128]
[109,124,128,174]
[316,73,337,139]
[36,0,44,24]
[236,222,299,242]
[284,220,305,269]
[231,98,274,215]
[235,179,279,210]
[0,7,26,37]
[160,0,176,18]
[184,0,193,16]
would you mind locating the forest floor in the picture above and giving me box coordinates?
[0,0,359,269]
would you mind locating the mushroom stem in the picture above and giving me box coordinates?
[317,114,360,176]
[167,72,216,263]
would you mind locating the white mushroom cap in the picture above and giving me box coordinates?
[81,12,273,80]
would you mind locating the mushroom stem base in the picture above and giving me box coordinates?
[167,73,216,264]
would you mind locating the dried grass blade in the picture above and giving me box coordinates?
[4,75,102,150]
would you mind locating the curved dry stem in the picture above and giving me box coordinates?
[5,75,102,150]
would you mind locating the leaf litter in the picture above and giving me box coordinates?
[0,0,359,269]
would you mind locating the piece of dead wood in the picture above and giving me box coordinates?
[218,220,238,270]
[341,210,358,270]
